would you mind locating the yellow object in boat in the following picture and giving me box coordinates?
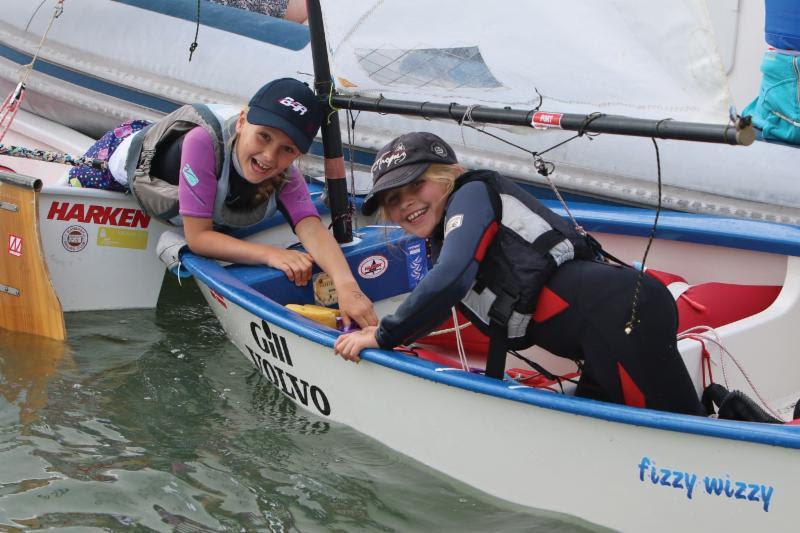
[286,304,340,329]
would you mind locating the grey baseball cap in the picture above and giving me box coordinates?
[362,132,458,216]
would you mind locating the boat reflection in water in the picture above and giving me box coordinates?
[0,330,72,427]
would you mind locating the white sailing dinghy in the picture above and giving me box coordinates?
[178,2,800,530]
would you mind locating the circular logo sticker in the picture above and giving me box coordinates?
[358,255,388,279]
[62,225,88,252]
[313,272,338,306]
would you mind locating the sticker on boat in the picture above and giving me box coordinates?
[313,272,337,305]
[209,289,227,309]
[246,319,331,416]
[357,255,388,279]
[7,234,22,257]
[61,226,88,252]
[97,227,149,250]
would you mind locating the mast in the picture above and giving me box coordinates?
[306,0,352,243]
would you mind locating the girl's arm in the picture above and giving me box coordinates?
[183,216,314,285]
[294,216,378,328]
[334,181,496,361]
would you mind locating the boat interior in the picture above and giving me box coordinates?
[203,222,800,421]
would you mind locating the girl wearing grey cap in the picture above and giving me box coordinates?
[334,131,705,415]
[68,78,377,329]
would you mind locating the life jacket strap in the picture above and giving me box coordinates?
[485,287,518,379]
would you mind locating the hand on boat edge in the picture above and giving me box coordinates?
[336,283,379,329]
[334,326,379,363]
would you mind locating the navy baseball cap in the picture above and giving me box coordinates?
[362,132,458,216]
[247,78,322,153]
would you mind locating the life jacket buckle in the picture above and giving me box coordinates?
[488,289,519,327]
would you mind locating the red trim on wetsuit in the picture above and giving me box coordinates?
[533,287,570,322]
[617,362,646,408]
[473,221,498,262]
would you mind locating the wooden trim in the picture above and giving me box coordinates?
[0,175,66,340]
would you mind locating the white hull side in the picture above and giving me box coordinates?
[195,280,799,532]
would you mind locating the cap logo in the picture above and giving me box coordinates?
[371,143,407,174]
[431,142,448,158]
[278,96,308,116]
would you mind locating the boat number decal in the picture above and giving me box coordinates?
[313,272,338,306]
[62,225,88,252]
[357,255,388,279]
[7,234,22,257]
[245,319,331,416]
[531,112,563,130]
[637,456,774,512]
[404,239,428,289]
[47,201,151,229]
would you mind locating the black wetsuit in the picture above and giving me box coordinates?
[376,176,705,415]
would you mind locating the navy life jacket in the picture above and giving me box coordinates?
[438,170,601,378]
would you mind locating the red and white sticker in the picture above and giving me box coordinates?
[531,112,563,130]
[61,225,88,252]
[8,234,22,257]
[358,255,388,279]
[209,289,227,309]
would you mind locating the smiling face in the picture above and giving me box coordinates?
[381,177,450,238]
[235,112,301,184]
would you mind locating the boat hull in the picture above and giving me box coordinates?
[183,214,800,531]
[190,265,800,531]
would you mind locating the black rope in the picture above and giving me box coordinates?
[24,0,48,32]
[624,138,663,335]
[188,0,200,61]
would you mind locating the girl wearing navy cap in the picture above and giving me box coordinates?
[69,78,377,328]
[334,131,706,415]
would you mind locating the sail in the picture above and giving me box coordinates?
[321,0,733,122]
[319,0,799,225]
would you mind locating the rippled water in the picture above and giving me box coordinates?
[0,277,605,532]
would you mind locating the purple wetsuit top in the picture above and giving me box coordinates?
[177,126,319,227]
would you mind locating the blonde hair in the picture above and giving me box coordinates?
[376,163,465,221]
[228,106,289,209]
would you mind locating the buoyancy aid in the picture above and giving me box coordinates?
[126,104,283,228]
[438,170,599,378]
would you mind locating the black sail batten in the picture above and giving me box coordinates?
[330,95,755,147]
[307,0,352,243]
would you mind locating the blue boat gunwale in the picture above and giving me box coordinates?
[183,213,800,450]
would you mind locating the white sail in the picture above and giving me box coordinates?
[319,0,799,224]
[322,0,733,122]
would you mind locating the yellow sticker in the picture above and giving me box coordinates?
[96,227,149,250]
[313,272,338,306]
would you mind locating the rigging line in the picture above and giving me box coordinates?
[325,83,341,125]
[18,0,64,88]
[624,137,663,335]
[459,121,586,234]
[678,326,781,419]
[188,0,200,61]
[0,143,107,170]
[24,0,49,32]
[344,105,359,229]
[450,308,469,372]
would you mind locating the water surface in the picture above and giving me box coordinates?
[0,277,604,532]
